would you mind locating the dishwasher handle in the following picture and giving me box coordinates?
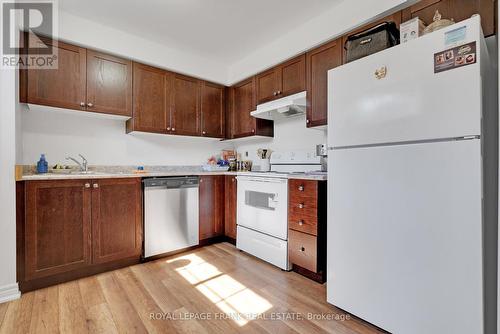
[143,177,199,189]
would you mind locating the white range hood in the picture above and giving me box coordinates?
[251,91,306,120]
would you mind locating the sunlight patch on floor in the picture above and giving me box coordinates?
[168,251,273,326]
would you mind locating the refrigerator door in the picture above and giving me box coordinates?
[328,17,482,148]
[327,139,482,334]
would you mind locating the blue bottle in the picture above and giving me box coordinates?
[37,154,48,174]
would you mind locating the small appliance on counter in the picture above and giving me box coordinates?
[316,144,328,172]
[254,148,272,172]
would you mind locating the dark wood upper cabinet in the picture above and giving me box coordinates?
[171,74,201,136]
[86,50,132,116]
[231,77,257,138]
[25,180,91,280]
[306,38,342,128]
[280,54,306,97]
[402,0,495,37]
[199,175,225,240]
[23,35,87,111]
[127,62,170,134]
[224,175,237,240]
[256,67,281,104]
[201,81,225,138]
[256,54,306,104]
[229,77,274,139]
[21,34,133,117]
[91,178,142,264]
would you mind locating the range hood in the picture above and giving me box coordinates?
[251,91,306,120]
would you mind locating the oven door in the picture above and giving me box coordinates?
[236,176,288,240]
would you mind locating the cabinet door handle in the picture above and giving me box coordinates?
[202,131,206,135]
[80,102,86,107]
[298,203,304,209]
[298,220,304,226]
[232,178,235,182]
[273,92,277,96]
[251,129,255,133]
[306,119,310,124]
[172,128,176,132]
[87,102,94,108]
[167,127,171,131]
[300,247,305,252]
[277,90,281,95]
[84,183,91,188]
[298,185,304,191]
[93,183,99,188]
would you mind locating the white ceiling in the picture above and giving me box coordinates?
[59,0,344,64]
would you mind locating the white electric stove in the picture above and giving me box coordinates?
[236,150,322,270]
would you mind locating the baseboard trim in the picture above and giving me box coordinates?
[0,283,21,304]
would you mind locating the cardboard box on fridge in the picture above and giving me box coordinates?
[400,17,426,43]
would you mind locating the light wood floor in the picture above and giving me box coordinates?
[0,243,384,334]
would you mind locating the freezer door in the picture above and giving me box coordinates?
[328,17,482,148]
[327,140,483,334]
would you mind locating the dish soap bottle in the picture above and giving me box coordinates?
[37,154,48,174]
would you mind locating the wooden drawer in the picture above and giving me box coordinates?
[289,198,317,218]
[289,229,317,272]
[289,212,317,235]
[289,179,318,201]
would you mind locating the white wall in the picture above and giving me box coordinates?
[21,109,233,166]
[0,67,20,302]
[56,10,228,84]
[227,0,416,84]
[233,115,327,163]
[54,1,416,86]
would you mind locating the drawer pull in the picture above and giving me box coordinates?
[298,220,304,226]
[300,247,305,252]
[84,183,91,188]
[298,203,304,209]
[298,185,304,191]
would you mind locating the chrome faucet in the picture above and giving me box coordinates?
[66,154,88,172]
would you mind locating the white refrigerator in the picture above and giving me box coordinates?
[327,16,497,334]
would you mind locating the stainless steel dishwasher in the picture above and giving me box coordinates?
[143,177,199,258]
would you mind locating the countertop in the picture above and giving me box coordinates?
[20,167,327,181]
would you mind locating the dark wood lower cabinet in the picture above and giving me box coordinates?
[288,179,327,283]
[199,175,225,241]
[18,178,143,292]
[91,178,142,264]
[24,180,92,281]
[224,175,237,241]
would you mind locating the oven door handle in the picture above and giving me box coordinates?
[236,176,287,183]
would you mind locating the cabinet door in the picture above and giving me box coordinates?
[25,35,86,111]
[402,0,495,37]
[25,180,91,280]
[91,178,142,264]
[306,38,342,128]
[199,176,224,240]
[86,50,132,116]
[280,54,306,97]
[129,63,170,133]
[231,78,257,138]
[256,67,281,104]
[171,74,201,136]
[201,81,225,138]
[224,175,237,240]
